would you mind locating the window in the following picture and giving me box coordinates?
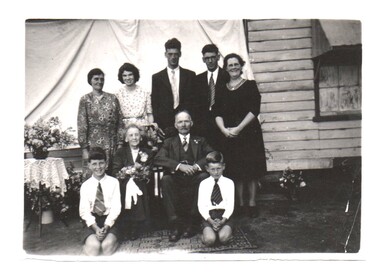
[313,47,362,122]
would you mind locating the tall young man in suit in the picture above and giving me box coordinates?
[151,38,196,138]
[192,44,229,150]
[154,110,214,242]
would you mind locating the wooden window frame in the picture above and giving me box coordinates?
[313,46,362,122]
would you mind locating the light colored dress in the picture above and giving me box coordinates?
[116,85,152,128]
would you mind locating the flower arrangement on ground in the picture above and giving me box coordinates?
[24,116,77,159]
[279,167,306,201]
[116,151,152,183]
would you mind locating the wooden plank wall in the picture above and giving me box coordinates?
[247,19,361,171]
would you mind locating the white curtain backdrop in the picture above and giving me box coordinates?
[25,19,253,132]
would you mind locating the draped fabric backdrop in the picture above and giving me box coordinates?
[25,19,253,132]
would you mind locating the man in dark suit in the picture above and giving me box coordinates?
[154,110,214,242]
[151,38,196,138]
[192,44,229,150]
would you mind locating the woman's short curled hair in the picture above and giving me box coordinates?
[223,53,246,74]
[118,63,140,84]
[87,68,105,85]
[122,123,142,141]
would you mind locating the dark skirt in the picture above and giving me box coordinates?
[118,178,151,223]
[221,119,267,180]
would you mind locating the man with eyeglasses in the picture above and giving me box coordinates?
[191,44,229,150]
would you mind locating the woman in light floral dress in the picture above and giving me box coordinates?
[116,63,155,129]
[77,68,123,177]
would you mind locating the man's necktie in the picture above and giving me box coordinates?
[182,136,188,151]
[209,73,215,110]
[171,70,179,109]
[211,179,223,206]
[93,182,106,216]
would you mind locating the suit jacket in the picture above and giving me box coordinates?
[151,67,196,132]
[192,67,229,122]
[153,134,214,174]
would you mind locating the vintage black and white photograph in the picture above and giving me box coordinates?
[6,0,378,274]
[23,17,363,258]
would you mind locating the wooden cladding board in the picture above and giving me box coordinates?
[258,79,314,93]
[250,49,312,63]
[247,19,312,31]
[252,60,314,73]
[249,38,312,52]
[261,100,315,113]
[255,69,314,83]
[247,19,361,171]
[261,90,314,103]
[248,28,311,42]
[266,158,333,171]
[265,138,361,152]
[261,120,361,132]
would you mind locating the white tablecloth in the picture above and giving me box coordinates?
[24,158,68,195]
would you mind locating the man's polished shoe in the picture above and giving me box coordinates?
[182,226,196,238]
[168,229,181,242]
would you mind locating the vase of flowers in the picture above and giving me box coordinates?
[24,116,77,159]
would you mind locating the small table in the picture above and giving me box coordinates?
[24,157,69,236]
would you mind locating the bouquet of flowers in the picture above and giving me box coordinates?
[144,124,164,152]
[116,151,152,183]
[279,167,306,201]
[24,116,77,158]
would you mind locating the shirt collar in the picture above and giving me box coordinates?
[208,67,219,79]
[179,133,190,141]
[91,174,107,184]
[167,66,179,73]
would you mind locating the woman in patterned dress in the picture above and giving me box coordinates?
[77,68,123,177]
[116,63,155,128]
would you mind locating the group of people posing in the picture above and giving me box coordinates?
[77,38,267,256]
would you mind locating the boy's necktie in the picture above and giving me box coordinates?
[211,179,223,206]
[93,182,106,216]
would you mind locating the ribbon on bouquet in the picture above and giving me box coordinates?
[125,178,143,209]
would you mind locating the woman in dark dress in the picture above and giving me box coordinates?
[112,124,154,240]
[214,53,267,218]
